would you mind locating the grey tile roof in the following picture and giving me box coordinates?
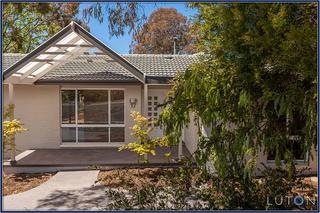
[123,54,199,77]
[38,55,139,83]
[2,53,198,83]
[2,53,25,71]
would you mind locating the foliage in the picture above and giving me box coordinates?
[83,3,147,37]
[3,3,87,53]
[119,111,169,163]
[82,2,199,53]
[159,3,317,182]
[102,165,317,210]
[103,165,201,210]
[130,8,197,54]
[3,105,27,152]
[257,165,317,210]
[105,186,190,210]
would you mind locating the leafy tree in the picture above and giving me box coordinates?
[159,2,317,183]
[83,2,146,37]
[2,3,87,53]
[119,111,169,163]
[82,2,199,54]
[130,8,196,54]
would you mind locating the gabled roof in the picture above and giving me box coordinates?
[3,53,199,84]
[37,55,140,83]
[3,21,144,84]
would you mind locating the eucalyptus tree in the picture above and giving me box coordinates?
[159,3,317,181]
[3,3,87,53]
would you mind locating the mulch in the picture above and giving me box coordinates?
[3,173,55,196]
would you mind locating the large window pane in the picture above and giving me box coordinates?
[289,111,306,136]
[267,140,305,161]
[111,90,124,124]
[78,127,109,142]
[78,90,108,124]
[61,90,75,124]
[61,127,76,143]
[110,127,125,142]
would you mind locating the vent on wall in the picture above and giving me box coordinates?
[147,96,159,127]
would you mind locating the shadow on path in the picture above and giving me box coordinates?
[35,184,108,210]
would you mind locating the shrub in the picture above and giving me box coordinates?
[102,164,317,210]
[3,104,27,154]
[119,111,170,163]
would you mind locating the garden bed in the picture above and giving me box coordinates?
[97,167,195,188]
[97,167,317,210]
[3,173,55,196]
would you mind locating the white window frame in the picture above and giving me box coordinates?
[60,88,125,145]
[267,113,308,165]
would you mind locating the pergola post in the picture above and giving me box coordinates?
[8,83,16,163]
[143,84,148,161]
[143,84,148,116]
[178,129,184,160]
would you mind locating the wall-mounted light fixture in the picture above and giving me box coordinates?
[129,98,137,108]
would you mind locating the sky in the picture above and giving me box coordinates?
[76,3,198,54]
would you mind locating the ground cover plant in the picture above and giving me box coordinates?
[98,163,317,210]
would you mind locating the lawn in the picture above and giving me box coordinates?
[3,173,55,196]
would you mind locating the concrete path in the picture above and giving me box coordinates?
[3,170,109,211]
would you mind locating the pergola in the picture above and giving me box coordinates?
[3,21,145,110]
[3,22,146,161]
[3,21,183,162]
[3,21,144,84]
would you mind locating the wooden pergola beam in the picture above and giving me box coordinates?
[43,51,104,55]
[53,44,94,48]
[19,36,82,81]
[3,25,73,79]
[42,51,69,55]
[33,59,69,62]
[28,46,89,83]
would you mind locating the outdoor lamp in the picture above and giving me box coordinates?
[129,98,137,108]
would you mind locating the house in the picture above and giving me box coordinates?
[2,22,317,175]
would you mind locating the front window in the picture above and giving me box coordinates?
[111,90,124,124]
[61,89,125,143]
[78,90,109,124]
[61,90,76,124]
[267,112,307,162]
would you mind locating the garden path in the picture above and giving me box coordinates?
[3,170,108,211]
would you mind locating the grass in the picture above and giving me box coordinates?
[3,173,55,196]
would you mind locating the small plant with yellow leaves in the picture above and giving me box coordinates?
[3,104,27,154]
[119,111,170,163]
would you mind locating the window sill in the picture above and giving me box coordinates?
[266,160,309,166]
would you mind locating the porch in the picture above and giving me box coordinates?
[4,145,194,174]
